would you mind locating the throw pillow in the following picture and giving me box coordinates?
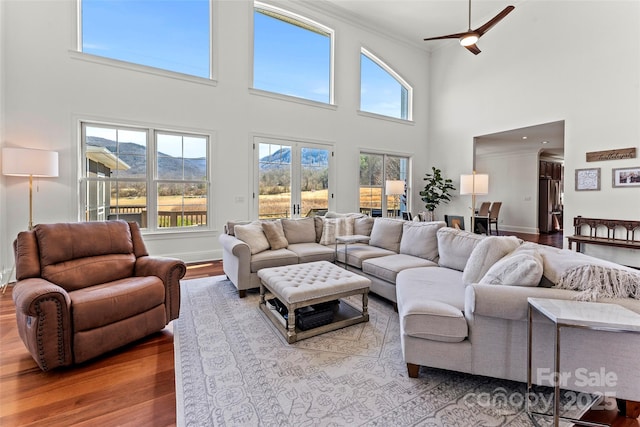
[462,235,522,285]
[479,243,543,287]
[319,217,355,245]
[399,221,445,262]
[262,220,288,250]
[369,218,404,252]
[556,264,640,301]
[234,221,270,255]
[436,227,485,272]
[281,217,316,244]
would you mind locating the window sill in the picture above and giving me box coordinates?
[249,88,337,111]
[69,51,218,87]
[357,110,415,125]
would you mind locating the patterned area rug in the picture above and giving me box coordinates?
[174,276,593,426]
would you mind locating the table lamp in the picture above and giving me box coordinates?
[385,180,405,218]
[460,171,488,233]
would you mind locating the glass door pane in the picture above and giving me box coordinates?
[258,142,292,219]
[299,147,330,217]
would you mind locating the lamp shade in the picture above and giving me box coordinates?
[2,148,59,177]
[460,173,488,195]
[385,180,405,195]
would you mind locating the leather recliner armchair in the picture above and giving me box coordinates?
[12,220,186,371]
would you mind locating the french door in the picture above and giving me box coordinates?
[254,137,332,219]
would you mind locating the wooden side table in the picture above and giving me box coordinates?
[527,297,640,427]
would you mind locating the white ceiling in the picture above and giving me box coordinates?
[321,0,524,52]
[316,0,564,159]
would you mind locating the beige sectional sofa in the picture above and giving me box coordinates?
[218,213,443,300]
[398,227,640,402]
[220,215,640,402]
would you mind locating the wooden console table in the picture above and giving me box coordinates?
[567,216,640,252]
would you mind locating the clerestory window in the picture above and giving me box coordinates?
[253,2,334,104]
[360,48,412,121]
[79,0,211,79]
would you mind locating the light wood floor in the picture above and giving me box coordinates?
[1,257,637,426]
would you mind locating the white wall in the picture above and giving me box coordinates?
[0,0,430,267]
[429,0,640,267]
[476,150,539,234]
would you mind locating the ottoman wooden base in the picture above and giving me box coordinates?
[258,261,370,344]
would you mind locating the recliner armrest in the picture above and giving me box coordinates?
[12,278,73,371]
[134,256,186,322]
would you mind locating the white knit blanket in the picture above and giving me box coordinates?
[556,264,640,301]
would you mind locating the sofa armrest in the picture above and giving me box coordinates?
[135,256,186,322]
[465,284,584,321]
[218,233,252,292]
[12,278,73,371]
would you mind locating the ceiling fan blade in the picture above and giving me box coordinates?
[465,44,481,55]
[475,5,515,36]
[423,32,468,41]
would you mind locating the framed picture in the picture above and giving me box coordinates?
[612,166,640,188]
[575,168,601,191]
[444,215,465,230]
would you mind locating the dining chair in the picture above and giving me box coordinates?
[488,202,502,235]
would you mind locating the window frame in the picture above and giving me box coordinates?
[79,120,213,233]
[74,0,216,83]
[251,1,335,105]
[359,151,411,217]
[359,47,413,122]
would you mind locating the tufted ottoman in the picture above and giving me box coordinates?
[258,260,370,343]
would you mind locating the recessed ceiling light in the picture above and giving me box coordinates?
[541,140,549,144]
[522,136,528,140]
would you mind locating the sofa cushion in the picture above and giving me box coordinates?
[399,221,445,261]
[397,267,468,342]
[225,220,251,236]
[70,276,165,332]
[362,254,437,283]
[437,227,485,271]
[336,244,396,269]
[479,243,543,287]
[287,243,335,263]
[369,218,404,252]
[319,217,355,245]
[235,221,270,255]
[281,217,317,244]
[262,220,288,250]
[462,235,522,285]
[42,254,137,292]
[354,216,375,236]
[314,217,324,243]
[249,248,299,272]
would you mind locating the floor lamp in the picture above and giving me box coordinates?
[385,180,405,218]
[460,171,489,233]
[2,147,59,230]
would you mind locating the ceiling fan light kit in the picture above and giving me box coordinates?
[423,0,514,55]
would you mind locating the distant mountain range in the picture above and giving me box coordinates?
[87,136,206,180]
[259,147,329,169]
[87,138,330,177]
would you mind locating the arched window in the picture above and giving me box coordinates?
[360,48,412,120]
[253,2,334,104]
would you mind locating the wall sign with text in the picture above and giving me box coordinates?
[586,147,636,162]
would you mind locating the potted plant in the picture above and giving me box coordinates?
[419,167,456,221]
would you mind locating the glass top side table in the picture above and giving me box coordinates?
[335,235,371,270]
[526,297,640,427]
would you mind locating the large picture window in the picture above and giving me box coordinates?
[359,152,409,217]
[253,2,333,104]
[81,123,210,230]
[80,0,211,78]
[360,48,412,120]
